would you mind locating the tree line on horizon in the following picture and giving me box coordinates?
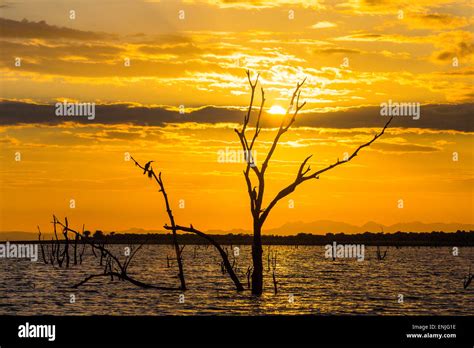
[35,229,474,246]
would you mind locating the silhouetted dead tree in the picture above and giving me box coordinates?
[246,266,252,289]
[131,157,186,291]
[49,237,56,265]
[48,216,179,290]
[78,224,86,265]
[272,270,278,295]
[62,218,70,268]
[376,245,389,260]
[52,218,63,267]
[235,70,393,295]
[38,217,74,267]
[79,240,86,265]
[131,157,245,292]
[37,226,48,264]
[269,249,278,294]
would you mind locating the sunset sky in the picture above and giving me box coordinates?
[0,0,473,234]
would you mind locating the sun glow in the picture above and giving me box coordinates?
[268,105,286,115]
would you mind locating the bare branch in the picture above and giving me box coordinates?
[249,87,265,151]
[242,70,260,134]
[301,116,393,181]
[164,224,244,291]
[260,116,393,224]
[72,272,180,290]
[37,226,48,264]
[130,156,187,290]
[261,77,307,175]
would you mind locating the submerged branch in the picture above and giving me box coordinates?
[164,224,244,291]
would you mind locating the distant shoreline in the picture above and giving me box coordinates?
[2,231,473,246]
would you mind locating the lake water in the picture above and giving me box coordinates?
[0,245,472,315]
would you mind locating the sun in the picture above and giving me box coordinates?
[268,105,286,115]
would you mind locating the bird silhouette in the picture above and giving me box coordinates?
[143,161,154,174]
[251,187,257,200]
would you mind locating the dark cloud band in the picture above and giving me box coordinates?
[0,101,472,131]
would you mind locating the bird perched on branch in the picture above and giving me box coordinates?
[143,161,154,174]
[251,186,257,200]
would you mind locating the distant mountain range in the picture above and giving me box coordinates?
[1,220,473,241]
[263,220,474,235]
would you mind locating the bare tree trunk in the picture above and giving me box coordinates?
[50,238,56,265]
[74,233,79,265]
[37,227,48,264]
[131,158,186,291]
[63,228,70,268]
[156,174,186,291]
[251,223,263,295]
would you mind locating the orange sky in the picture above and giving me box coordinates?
[0,0,473,233]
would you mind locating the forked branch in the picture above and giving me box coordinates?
[260,116,393,224]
